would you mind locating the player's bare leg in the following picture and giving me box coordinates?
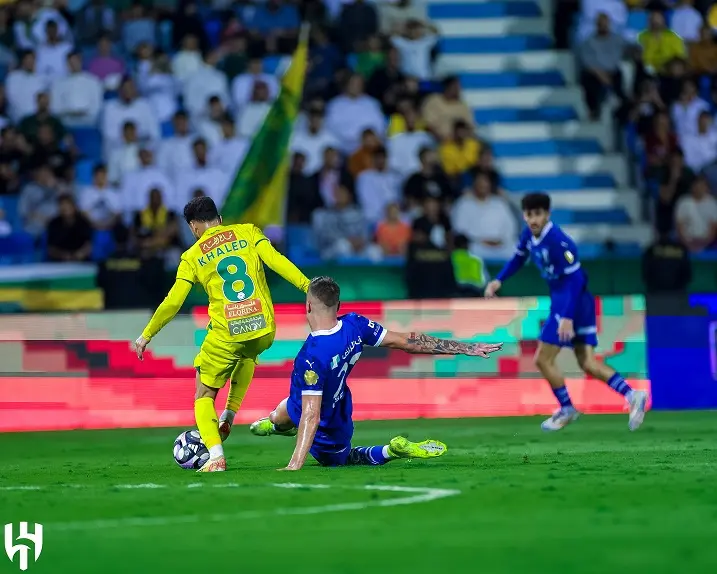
[535,342,580,431]
[250,398,297,437]
[194,375,226,472]
[574,344,648,431]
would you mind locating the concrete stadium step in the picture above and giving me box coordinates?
[491,139,602,157]
[478,122,610,151]
[460,71,564,89]
[474,107,577,123]
[440,35,552,53]
[551,209,630,224]
[497,154,628,187]
[465,86,582,109]
[436,52,575,83]
[563,223,653,247]
[502,174,617,192]
[436,17,550,36]
[428,1,541,19]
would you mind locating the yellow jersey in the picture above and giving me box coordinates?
[141,223,310,343]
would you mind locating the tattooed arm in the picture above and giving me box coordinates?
[380,331,503,357]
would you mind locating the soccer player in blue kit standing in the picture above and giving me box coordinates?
[249,276,504,471]
[485,193,648,432]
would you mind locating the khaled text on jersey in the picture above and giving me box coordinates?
[197,230,249,267]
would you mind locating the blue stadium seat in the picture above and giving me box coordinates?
[626,11,648,34]
[0,196,21,230]
[92,229,116,261]
[71,127,102,161]
[159,21,174,52]
[76,158,95,185]
[161,121,174,138]
[0,232,35,265]
[204,19,223,49]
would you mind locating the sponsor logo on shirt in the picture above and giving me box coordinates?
[228,315,267,335]
[200,231,237,254]
[304,370,319,385]
[224,299,263,319]
[564,251,575,264]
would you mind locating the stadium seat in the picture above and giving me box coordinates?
[203,19,223,48]
[0,232,35,265]
[76,158,94,185]
[92,230,116,262]
[71,127,102,161]
[161,121,174,138]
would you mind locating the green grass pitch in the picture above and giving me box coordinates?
[1,412,716,574]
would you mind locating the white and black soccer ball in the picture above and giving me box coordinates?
[173,430,210,469]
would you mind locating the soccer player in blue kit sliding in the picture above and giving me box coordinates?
[484,192,648,432]
[247,276,503,471]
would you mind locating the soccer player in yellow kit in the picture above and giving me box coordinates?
[134,196,310,472]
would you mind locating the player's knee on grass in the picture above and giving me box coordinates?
[269,398,294,429]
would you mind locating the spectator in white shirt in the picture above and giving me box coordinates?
[390,19,438,81]
[102,77,160,152]
[356,146,401,226]
[157,110,195,178]
[209,115,249,175]
[451,171,517,260]
[31,7,72,46]
[325,73,386,153]
[171,34,203,87]
[675,175,717,252]
[141,51,179,124]
[680,111,717,173]
[387,105,435,179]
[50,51,103,127]
[291,107,340,175]
[237,81,271,138]
[6,50,47,123]
[577,0,627,43]
[80,163,126,242]
[380,0,426,35]
[35,20,73,81]
[183,51,231,122]
[121,147,177,213]
[671,79,710,139]
[176,138,229,206]
[231,58,279,109]
[197,95,228,146]
[670,0,703,43]
[108,121,141,185]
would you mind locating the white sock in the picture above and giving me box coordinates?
[209,444,224,460]
[382,445,396,459]
[220,409,236,424]
[625,389,635,402]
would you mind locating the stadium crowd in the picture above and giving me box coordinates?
[0,0,509,297]
[571,0,717,259]
[0,0,715,297]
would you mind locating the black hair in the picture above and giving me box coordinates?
[373,146,387,158]
[67,50,81,60]
[453,234,469,249]
[418,146,433,162]
[93,162,107,174]
[184,196,219,224]
[122,120,137,131]
[442,75,459,89]
[308,276,340,309]
[57,193,74,204]
[174,110,188,120]
[521,192,551,212]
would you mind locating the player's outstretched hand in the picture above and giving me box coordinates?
[468,342,503,358]
[484,280,502,298]
[277,465,301,471]
[133,336,149,361]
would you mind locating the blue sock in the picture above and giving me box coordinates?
[552,385,573,408]
[607,373,633,398]
[348,445,392,466]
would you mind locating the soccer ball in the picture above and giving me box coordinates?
[173,430,210,469]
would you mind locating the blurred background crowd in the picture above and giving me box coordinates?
[0,0,715,299]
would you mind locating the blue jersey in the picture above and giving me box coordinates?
[287,312,386,443]
[497,222,597,347]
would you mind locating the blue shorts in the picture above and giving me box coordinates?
[309,430,352,467]
[540,291,598,348]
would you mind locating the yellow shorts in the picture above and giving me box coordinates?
[194,330,275,390]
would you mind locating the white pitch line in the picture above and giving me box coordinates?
[13,484,460,531]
